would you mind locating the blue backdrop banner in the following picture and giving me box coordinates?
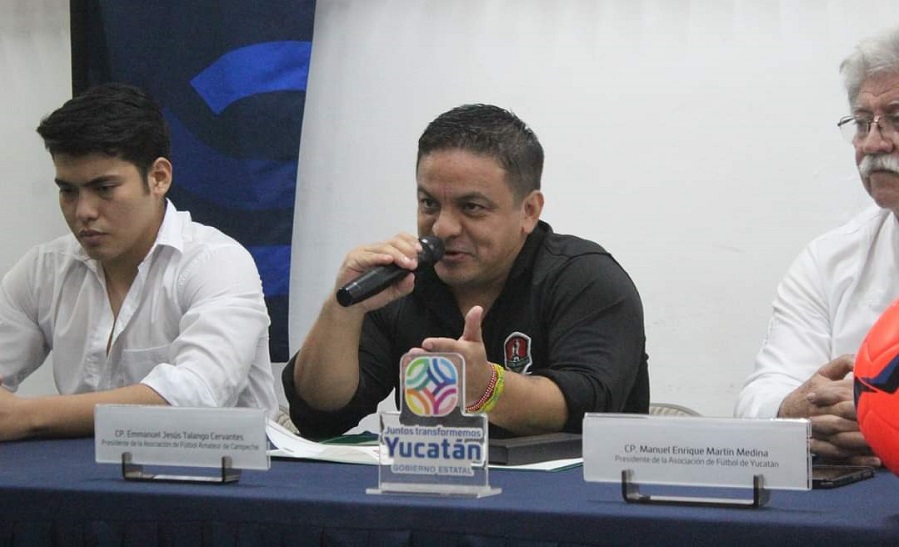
[72,0,316,361]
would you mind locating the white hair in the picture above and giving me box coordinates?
[840,27,899,106]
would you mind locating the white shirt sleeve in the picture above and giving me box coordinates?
[0,247,51,391]
[735,247,832,418]
[138,242,273,412]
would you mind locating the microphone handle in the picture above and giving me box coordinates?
[335,265,410,307]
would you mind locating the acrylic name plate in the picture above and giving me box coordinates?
[582,414,811,491]
[95,405,269,482]
[367,352,501,497]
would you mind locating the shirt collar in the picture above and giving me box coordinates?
[153,199,185,254]
[73,199,185,266]
[507,220,550,281]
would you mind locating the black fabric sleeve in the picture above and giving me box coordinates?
[531,253,649,432]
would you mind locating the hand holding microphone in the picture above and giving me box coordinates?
[336,236,444,307]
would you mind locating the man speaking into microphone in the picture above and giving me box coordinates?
[283,104,649,439]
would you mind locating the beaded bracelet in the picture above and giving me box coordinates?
[466,363,506,414]
[478,364,505,414]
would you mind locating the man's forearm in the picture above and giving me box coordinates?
[485,372,568,435]
[8,383,167,441]
[293,297,367,411]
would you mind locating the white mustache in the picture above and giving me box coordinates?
[859,154,899,177]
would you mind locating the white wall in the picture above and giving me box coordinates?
[290,0,899,418]
[6,1,899,418]
[1,0,71,396]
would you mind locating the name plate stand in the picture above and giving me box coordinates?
[95,405,270,485]
[121,452,240,484]
[367,353,501,498]
[583,414,811,509]
[621,470,770,509]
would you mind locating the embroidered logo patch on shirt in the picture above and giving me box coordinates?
[504,332,533,374]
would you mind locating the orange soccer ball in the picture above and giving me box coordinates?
[855,298,899,474]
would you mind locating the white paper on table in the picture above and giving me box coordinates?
[266,420,380,465]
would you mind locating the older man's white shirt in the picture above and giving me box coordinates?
[736,205,899,418]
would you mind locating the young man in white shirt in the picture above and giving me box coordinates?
[0,83,277,441]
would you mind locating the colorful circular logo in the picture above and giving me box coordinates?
[404,355,459,417]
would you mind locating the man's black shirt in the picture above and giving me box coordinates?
[284,221,649,439]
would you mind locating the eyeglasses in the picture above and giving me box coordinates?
[837,114,899,144]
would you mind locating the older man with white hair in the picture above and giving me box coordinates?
[736,27,899,467]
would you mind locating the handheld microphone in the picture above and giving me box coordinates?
[335,236,444,307]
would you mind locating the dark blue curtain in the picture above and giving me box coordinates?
[71,0,316,361]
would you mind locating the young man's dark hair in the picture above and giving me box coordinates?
[417,104,543,201]
[36,83,170,181]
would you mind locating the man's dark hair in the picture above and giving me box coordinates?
[36,83,170,180]
[417,104,543,201]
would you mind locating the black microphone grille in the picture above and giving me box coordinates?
[419,236,445,264]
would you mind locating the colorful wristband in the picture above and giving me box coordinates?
[466,363,506,414]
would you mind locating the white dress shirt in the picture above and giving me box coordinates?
[735,205,899,418]
[0,200,277,416]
